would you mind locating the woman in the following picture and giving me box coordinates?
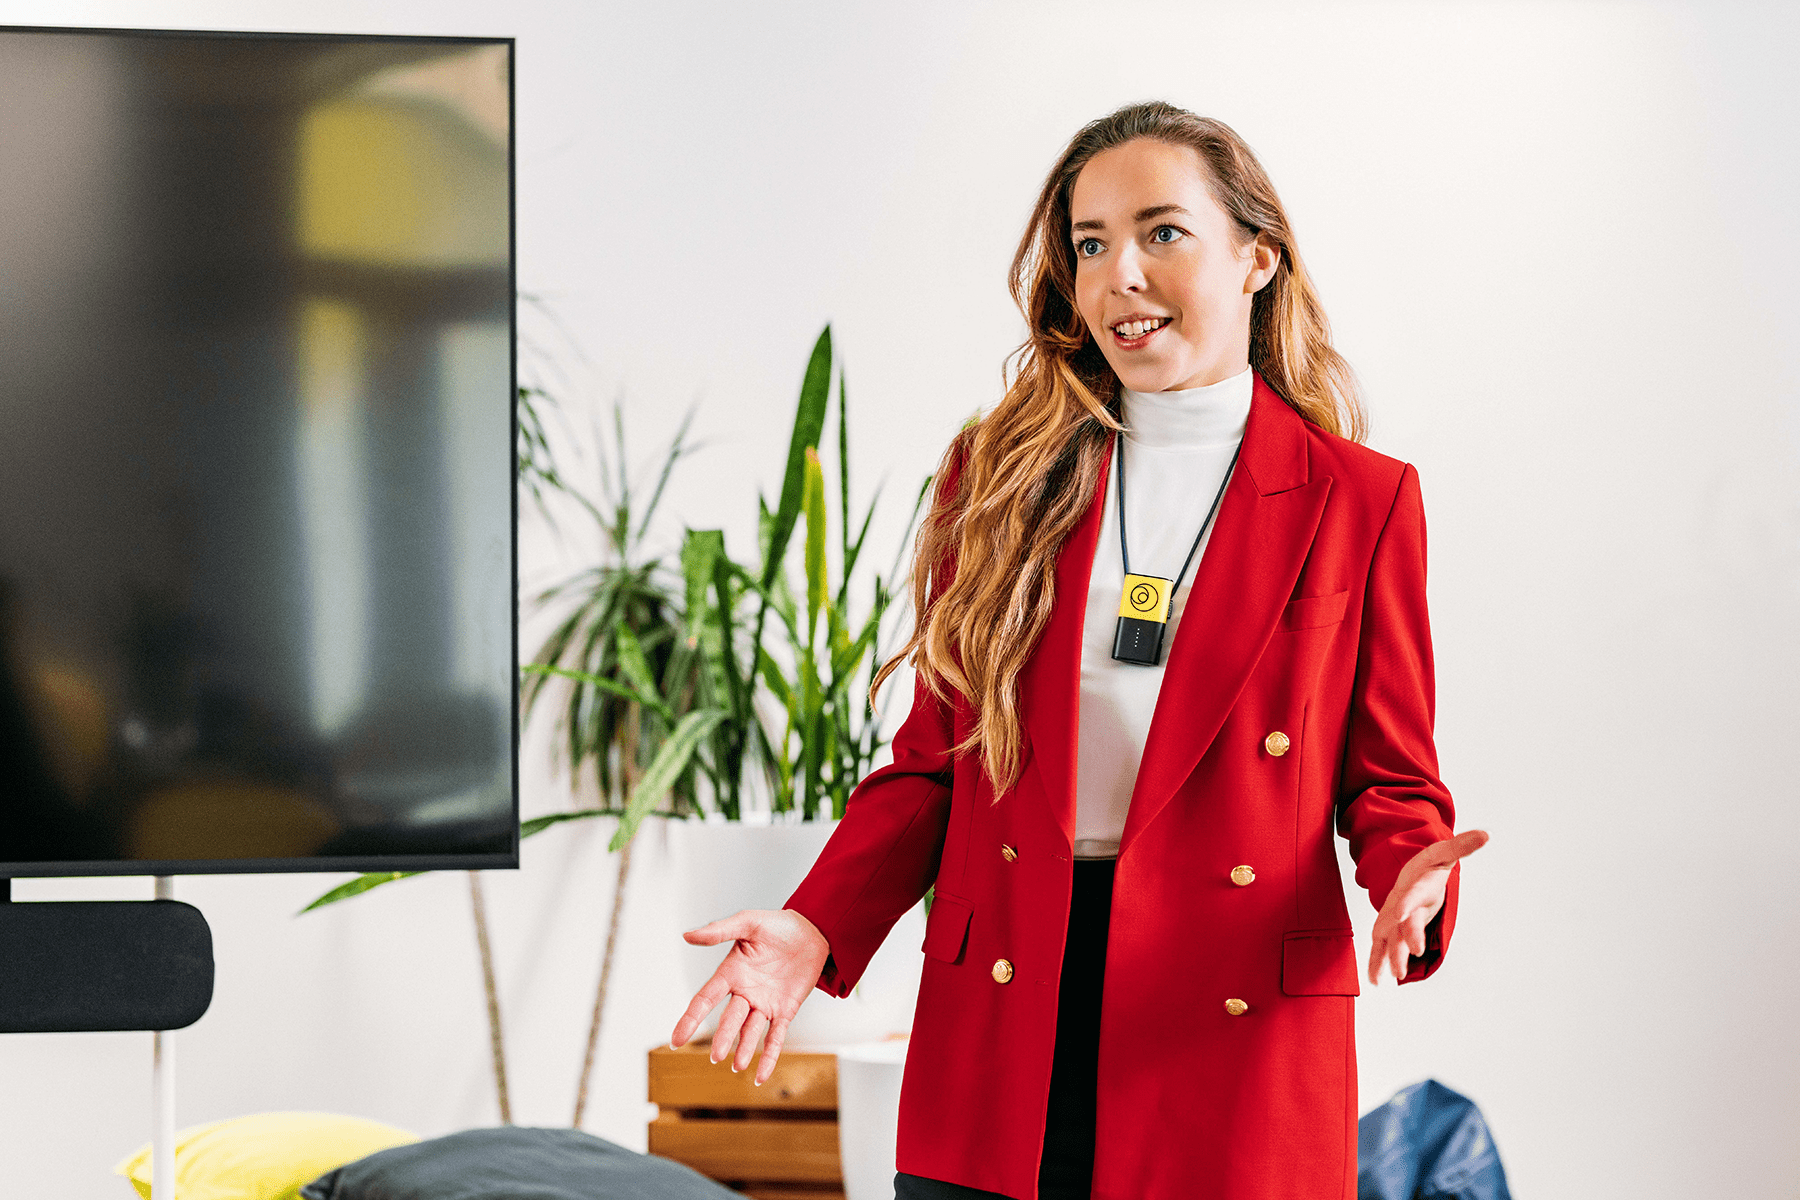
[670,101,1488,1200]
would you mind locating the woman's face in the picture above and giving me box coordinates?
[1068,138,1278,393]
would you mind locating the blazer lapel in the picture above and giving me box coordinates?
[1118,372,1331,854]
[1016,433,1112,848]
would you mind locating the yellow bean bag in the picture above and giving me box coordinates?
[115,1111,419,1200]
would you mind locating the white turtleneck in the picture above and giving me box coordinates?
[1073,365,1252,859]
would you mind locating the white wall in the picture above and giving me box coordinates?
[1,1,1796,1197]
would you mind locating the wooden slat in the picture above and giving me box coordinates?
[650,1042,838,1109]
[649,1111,842,1183]
[738,1188,846,1200]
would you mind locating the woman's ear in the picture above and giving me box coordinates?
[1246,232,1281,294]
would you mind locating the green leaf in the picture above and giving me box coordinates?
[681,530,725,636]
[634,401,700,546]
[298,871,426,914]
[612,620,659,701]
[522,662,667,720]
[837,366,851,569]
[887,473,935,587]
[803,447,828,644]
[832,608,882,680]
[827,598,850,664]
[757,493,775,567]
[755,646,793,708]
[836,485,881,613]
[761,326,832,590]
[798,650,824,819]
[612,707,732,851]
[521,808,619,839]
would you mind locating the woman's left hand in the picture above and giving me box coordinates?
[1368,829,1490,985]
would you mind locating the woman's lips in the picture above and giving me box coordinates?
[1112,320,1167,350]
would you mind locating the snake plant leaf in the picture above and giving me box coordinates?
[798,649,825,818]
[827,598,850,666]
[836,484,882,613]
[832,607,883,680]
[888,473,936,587]
[730,560,802,640]
[757,492,775,569]
[803,447,828,642]
[681,530,725,636]
[612,619,659,703]
[837,366,851,566]
[612,707,731,851]
[761,326,832,590]
[708,553,748,710]
[298,870,426,914]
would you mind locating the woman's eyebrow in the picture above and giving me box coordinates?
[1070,204,1191,234]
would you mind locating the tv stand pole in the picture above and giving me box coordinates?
[152,876,175,1200]
[0,871,210,1187]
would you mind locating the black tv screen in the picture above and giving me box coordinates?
[0,27,516,876]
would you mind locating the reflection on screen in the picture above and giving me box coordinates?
[0,31,514,872]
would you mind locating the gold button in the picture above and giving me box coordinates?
[1264,731,1290,756]
[992,958,1014,984]
[1224,998,1249,1016]
[1230,865,1256,887]
[1000,844,1017,862]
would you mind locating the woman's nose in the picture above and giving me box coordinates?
[1108,241,1147,292]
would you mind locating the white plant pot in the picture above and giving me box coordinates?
[837,1039,909,1200]
[669,817,924,1050]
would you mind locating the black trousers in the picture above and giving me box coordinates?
[895,857,1115,1200]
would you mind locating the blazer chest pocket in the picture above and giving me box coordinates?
[1282,929,1360,996]
[922,893,973,964]
[1280,589,1350,631]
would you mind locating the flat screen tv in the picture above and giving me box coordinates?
[0,26,517,877]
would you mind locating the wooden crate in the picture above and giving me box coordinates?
[649,1041,846,1200]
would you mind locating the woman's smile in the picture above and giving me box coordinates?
[1110,314,1172,348]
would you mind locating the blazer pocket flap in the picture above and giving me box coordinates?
[1280,589,1350,631]
[1282,930,1360,996]
[922,893,973,964]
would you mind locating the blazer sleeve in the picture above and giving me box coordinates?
[783,665,956,997]
[782,443,966,999]
[1335,462,1460,983]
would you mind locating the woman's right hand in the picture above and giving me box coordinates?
[670,907,831,1086]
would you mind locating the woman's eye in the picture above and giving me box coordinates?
[1152,225,1184,244]
[1076,238,1102,258]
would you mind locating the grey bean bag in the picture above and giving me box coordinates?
[300,1127,744,1200]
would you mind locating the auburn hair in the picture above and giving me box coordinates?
[870,100,1365,795]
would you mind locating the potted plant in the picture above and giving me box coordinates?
[303,323,936,1119]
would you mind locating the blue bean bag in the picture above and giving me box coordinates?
[1358,1079,1512,1200]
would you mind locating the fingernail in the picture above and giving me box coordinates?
[753,1079,763,1087]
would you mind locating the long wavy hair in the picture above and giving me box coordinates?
[870,100,1365,795]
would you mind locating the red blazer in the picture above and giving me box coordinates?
[786,372,1460,1200]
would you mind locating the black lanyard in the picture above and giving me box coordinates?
[1110,428,1242,665]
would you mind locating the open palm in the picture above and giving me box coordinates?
[670,908,831,1086]
[1369,829,1490,985]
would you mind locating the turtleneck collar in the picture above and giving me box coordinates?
[1118,365,1253,451]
